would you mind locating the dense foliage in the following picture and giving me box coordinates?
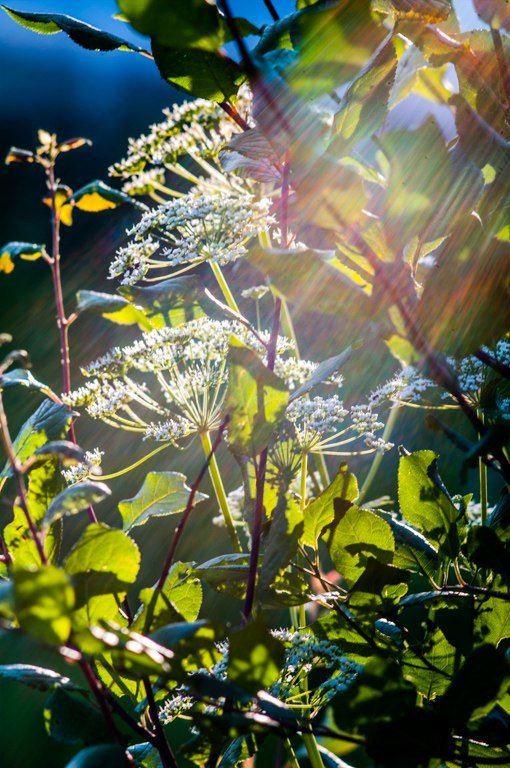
[1,1,510,766]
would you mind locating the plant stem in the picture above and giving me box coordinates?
[283,736,301,768]
[47,159,97,523]
[0,389,47,565]
[99,442,172,480]
[263,0,280,21]
[156,418,231,593]
[200,430,242,553]
[209,260,241,314]
[302,732,326,768]
[80,660,123,745]
[478,409,489,526]
[143,678,178,768]
[243,298,282,620]
[357,405,399,505]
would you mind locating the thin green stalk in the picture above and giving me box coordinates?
[99,442,172,480]
[478,409,488,526]
[209,261,241,314]
[283,736,301,768]
[200,431,242,553]
[357,405,399,505]
[302,732,326,768]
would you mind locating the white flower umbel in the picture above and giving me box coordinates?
[111,191,274,286]
[110,90,252,183]
[370,365,436,408]
[62,448,104,485]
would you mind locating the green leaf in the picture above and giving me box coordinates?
[118,471,206,531]
[65,523,139,585]
[75,290,151,330]
[1,400,75,478]
[0,240,46,273]
[287,0,387,96]
[32,440,89,468]
[416,219,510,355]
[402,627,455,699]
[44,687,111,745]
[64,745,128,768]
[1,5,148,53]
[5,459,64,567]
[376,120,484,245]
[328,505,395,586]
[438,645,510,728]
[119,275,210,328]
[13,565,74,645]
[64,524,140,630]
[398,450,459,558]
[474,595,510,648]
[302,463,358,548]
[0,663,79,691]
[332,37,397,155]
[1,368,55,397]
[313,611,374,663]
[258,494,303,598]
[290,347,352,401]
[119,0,225,50]
[135,562,202,633]
[224,341,288,457]
[152,42,243,101]
[375,510,441,577]
[228,619,285,696]
[42,481,111,529]
[70,180,136,212]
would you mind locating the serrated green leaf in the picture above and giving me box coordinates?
[223,341,288,457]
[402,627,455,699]
[398,450,459,558]
[42,481,111,529]
[152,42,243,101]
[118,471,206,531]
[136,562,202,633]
[2,5,148,53]
[328,505,395,586]
[376,510,441,577]
[302,463,358,548]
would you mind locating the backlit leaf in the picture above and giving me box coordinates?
[118,471,206,531]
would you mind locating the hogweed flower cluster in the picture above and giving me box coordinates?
[286,396,392,457]
[110,191,274,285]
[62,448,104,485]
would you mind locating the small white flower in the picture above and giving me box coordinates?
[62,448,104,485]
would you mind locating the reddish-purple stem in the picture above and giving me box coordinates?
[243,297,282,620]
[156,417,230,593]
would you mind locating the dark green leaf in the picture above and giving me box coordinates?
[2,5,147,53]
[44,687,110,745]
[290,347,352,401]
[0,663,79,691]
[1,400,75,478]
[228,619,285,695]
[42,481,111,529]
[64,745,128,768]
[75,290,151,330]
[1,368,54,397]
[152,42,243,101]
[258,493,303,597]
